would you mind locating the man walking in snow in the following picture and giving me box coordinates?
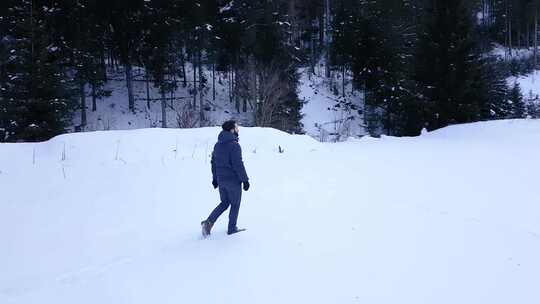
[201,120,250,237]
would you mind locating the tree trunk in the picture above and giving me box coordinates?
[248,57,256,113]
[112,51,118,71]
[146,72,151,109]
[234,68,240,113]
[229,69,233,103]
[534,1,538,68]
[309,35,313,80]
[80,80,87,127]
[324,0,331,78]
[508,1,513,57]
[509,20,512,56]
[91,82,97,112]
[109,49,113,70]
[193,61,197,109]
[482,0,487,28]
[30,0,34,65]
[212,63,216,101]
[319,13,324,44]
[342,65,346,97]
[199,51,204,125]
[527,21,530,49]
[125,63,135,112]
[506,0,510,57]
[518,27,521,48]
[181,51,187,87]
[100,50,107,81]
[161,91,167,128]
[171,74,175,108]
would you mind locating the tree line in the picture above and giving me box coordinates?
[0,0,536,142]
[330,0,534,136]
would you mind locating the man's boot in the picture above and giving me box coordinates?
[227,227,246,235]
[201,220,214,237]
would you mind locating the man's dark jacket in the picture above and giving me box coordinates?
[211,131,249,184]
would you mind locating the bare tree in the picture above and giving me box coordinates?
[176,103,199,128]
[254,61,289,127]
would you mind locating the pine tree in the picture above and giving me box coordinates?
[0,0,76,142]
[526,100,540,118]
[477,56,511,119]
[214,0,304,133]
[107,0,145,113]
[331,0,419,136]
[140,1,175,128]
[55,0,110,129]
[250,1,304,133]
[184,0,218,125]
[508,82,526,118]
[415,0,486,131]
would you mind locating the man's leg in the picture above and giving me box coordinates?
[227,183,242,232]
[207,186,230,223]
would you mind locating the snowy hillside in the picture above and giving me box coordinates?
[491,44,536,61]
[74,67,254,131]
[75,65,361,141]
[1,120,540,304]
[73,65,366,141]
[508,70,540,103]
[299,68,366,141]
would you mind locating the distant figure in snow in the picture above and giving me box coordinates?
[201,120,250,237]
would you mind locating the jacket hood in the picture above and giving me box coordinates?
[218,130,238,144]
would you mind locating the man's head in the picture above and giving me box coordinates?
[222,120,239,135]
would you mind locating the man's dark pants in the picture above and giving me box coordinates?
[207,181,242,231]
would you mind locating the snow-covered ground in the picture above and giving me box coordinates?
[1,119,540,303]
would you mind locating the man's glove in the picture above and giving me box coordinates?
[212,180,218,189]
[243,181,250,191]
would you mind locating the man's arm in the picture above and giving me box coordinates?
[230,143,249,182]
[211,151,217,181]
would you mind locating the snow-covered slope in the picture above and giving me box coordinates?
[79,65,366,142]
[491,44,536,61]
[508,70,540,103]
[1,120,540,304]
[75,67,254,132]
[299,68,366,141]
